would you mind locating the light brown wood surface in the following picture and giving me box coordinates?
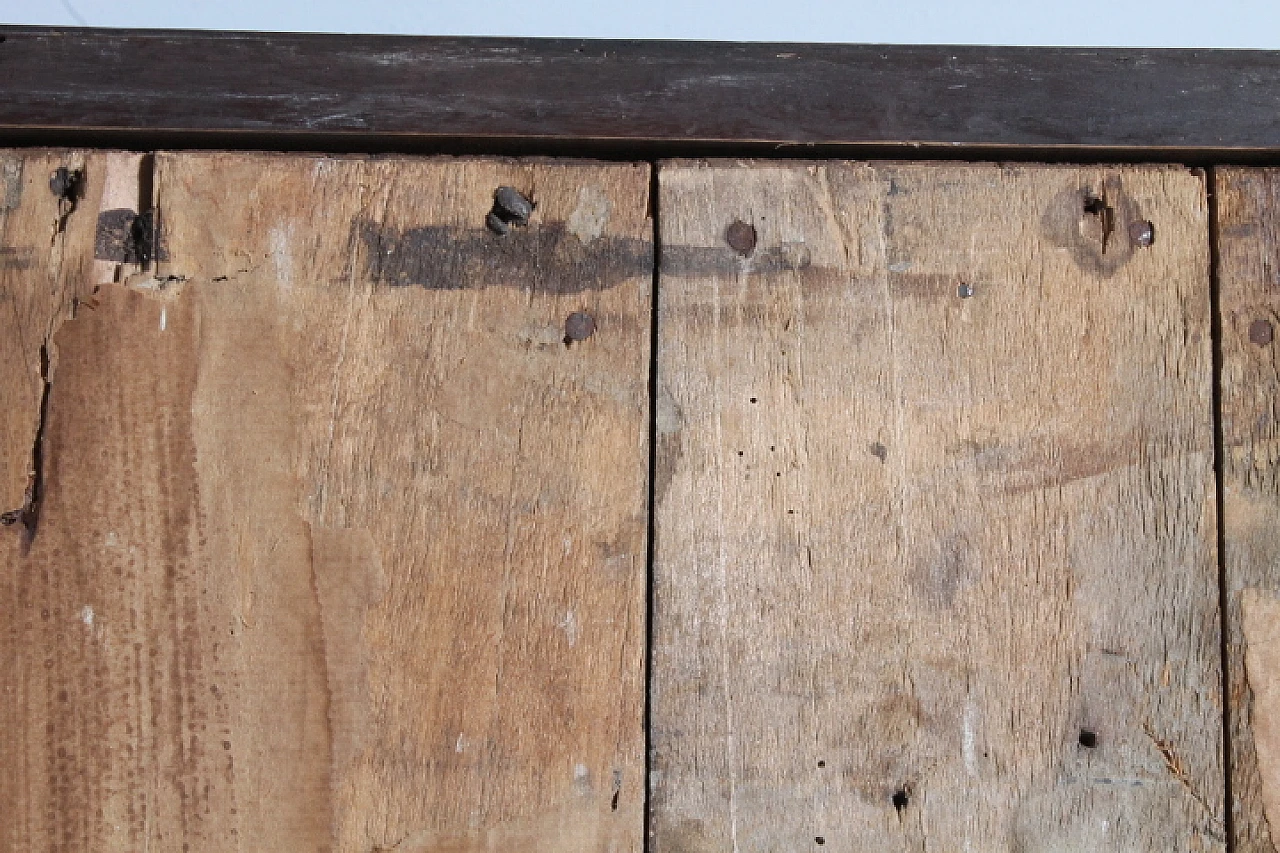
[1216,167,1280,853]
[0,150,142,522]
[651,161,1224,852]
[0,149,152,849]
[2,150,1251,853]
[2,152,652,852]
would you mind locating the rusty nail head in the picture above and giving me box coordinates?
[565,311,596,342]
[485,211,510,235]
[493,186,534,225]
[726,220,757,257]
[1250,318,1274,347]
[1129,220,1155,247]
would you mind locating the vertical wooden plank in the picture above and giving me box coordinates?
[0,150,132,518]
[0,149,149,851]
[652,161,1222,851]
[1217,167,1280,852]
[2,153,652,852]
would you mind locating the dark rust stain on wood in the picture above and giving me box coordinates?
[661,242,813,278]
[94,208,136,260]
[94,208,166,264]
[356,220,651,292]
[0,245,34,269]
[47,166,83,204]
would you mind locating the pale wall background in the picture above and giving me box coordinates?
[1,0,1278,48]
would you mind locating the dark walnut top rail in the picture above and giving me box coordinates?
[2,27,1280,160]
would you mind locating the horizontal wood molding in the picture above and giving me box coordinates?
[2,28,1280,160]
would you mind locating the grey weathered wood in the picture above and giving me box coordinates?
[1216,167,1280,853]
[651,161,1224,852]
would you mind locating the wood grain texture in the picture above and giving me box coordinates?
[0,148,101,850]
[1216,167,1280,852]
[0,149,164,851]
[1,152,652,852]
[4,30,1280,157]
[1243,589,1280,842]
[0,149,135,517]
[651,161,1223,852]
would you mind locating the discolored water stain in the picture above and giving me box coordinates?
[950,434,1136,495]
[0,246,34,270]
[356,220,651,293]
[910,531,976,609]
[1040,177,1148,278]
[653,391,684,510]
[890,272,974,299]
[1221,222,1259,240]
[662,241,813,277]
[654,817,721,853]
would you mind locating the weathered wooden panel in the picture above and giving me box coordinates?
[0,149,153,849]
[0,149,141,523]
[1216,167,1280,853]
[1,152,652,852]
[652,162,1222,851]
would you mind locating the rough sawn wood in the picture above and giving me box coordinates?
[650,160,1223,852]
[0,152,653,853]
[1215,167,1280,853]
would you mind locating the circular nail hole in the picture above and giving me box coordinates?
[564,311,596,343]
[817,760,826,768]
[892,789,910,811]
[814,837,825,846]
[1079,729,1098,749]
[1250,318,1274,347]
[749,397,758,404]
